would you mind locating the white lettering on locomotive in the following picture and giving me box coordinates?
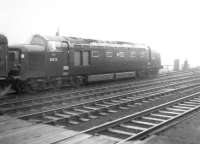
[49,57,58,62]
[116,52,125,57]
[63,66,69,70]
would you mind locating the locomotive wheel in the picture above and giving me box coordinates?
[24,80,35,93]
[13,80,25,93]
[136,71,148,79]
[152,70,159,77]
[74,78,81,87]
[136,71,143,78]
[153,69,159,76]
[24,79,41,93]
[54,79,62,89]
[37,81,46,91]
[71,76,84,87]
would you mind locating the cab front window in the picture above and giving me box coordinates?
[47,41,68,51]
[31,36,45,46]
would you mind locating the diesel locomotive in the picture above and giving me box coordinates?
[1,34,162,92]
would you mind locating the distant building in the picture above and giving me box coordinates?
[182,59,189,70]
[56,27,60,36]
[173,59,180,71]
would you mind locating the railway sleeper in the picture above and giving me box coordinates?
[165,107,186,113]
[68,120,80,125]
[73,108,90,113]
[99,112,108,116]
[79,117,90,122]
[63,110,81,116]
[180,102,198,106]
[142,116,166,122]
[120,124,147,131]
[107,109,118,113]
[83,106,98,110]
[101,129,130,139]
[108,128,134,136]
[150,113,173,119]
[54,112,71,118]
[44,115,60,121]
[131,120,157,126]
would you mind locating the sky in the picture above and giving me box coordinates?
[0,0,200,68]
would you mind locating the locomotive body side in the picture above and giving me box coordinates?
[68,44,149,76]
[68,43,152,82]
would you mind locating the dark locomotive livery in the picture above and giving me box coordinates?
[0,34,8,87]
[1,34,162,92]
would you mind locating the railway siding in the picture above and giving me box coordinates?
[53,91,200,144]
[1,70,200,144]
[1,73,199,117]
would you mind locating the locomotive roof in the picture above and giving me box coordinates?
[63,36,147,49]
[33,34,148,49]
[0,34,8,44]
[42,35,66,42]
[9,44,45,52]
[34,35,147,48]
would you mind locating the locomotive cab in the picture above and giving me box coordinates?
[8,35,71,92]
[7,44,46,92]
[8,48,21,77]
[45,38,69,77]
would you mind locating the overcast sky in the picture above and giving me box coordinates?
[1,0,200,67]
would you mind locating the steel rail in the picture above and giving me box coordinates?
[18,80,200,122]
[51,91,200,144]
[1,75,199,115]
[35,83,200,126]
[0,71,196,105]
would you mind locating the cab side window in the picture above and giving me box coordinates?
[105,51,113,57]
[74,51,90,66]
[130,51,136,57]
[82,51,90,66]
[8,51,20,62]
[92,50,99,57]
[74,51,81,66]
[116,52,125,57]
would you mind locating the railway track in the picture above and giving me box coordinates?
[52,90,200,144]
[0,71,198,109]
[0,70,197,103]
[15,77,200,124]
[1,70,200,144]
[20,82,200,125]
[1,74,199,116]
